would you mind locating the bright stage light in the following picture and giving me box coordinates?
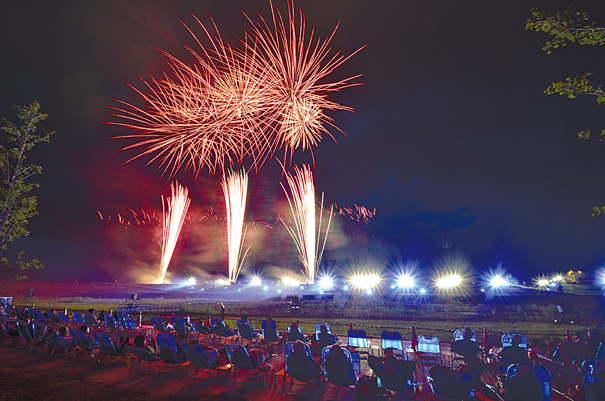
[277,289,282,293]
[396,274,415,289]
[263,285,269,291]
[250,276,262,286]
[343,285,349,291]
[419,288,426,294]
[435,274,462,289]
[553,275,564,282]
[489,275,508,288]
[318,275,334,290]
[350,274,381,290]
[186,277,196,286]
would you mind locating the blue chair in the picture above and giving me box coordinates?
[225,344,273,386]
[124,315,139,330]
[281,341,319,395]
[128,345,160,370]
[322,345,357,399]
[417,335,441,365]
[71,311,85,325]
[262,319,279,344]
[104,313,117,330]
[70,329,98,360]
[182,342,230,381]
[286,324,306,342]
[94,333,129,364]
[315,323,333,342]
[46,310,61,323]
[151,317,168,334]
[57,311,72,325]
[381,331,403,353]
[156,333,188,374]
[237,319,260,344]
[32,309,48,322]
[596,342,605,360]
[583,359,605,401]
[504,364,551,401]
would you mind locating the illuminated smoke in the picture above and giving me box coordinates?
[280,164,332,284]
[159,182,191,283]
[222,169,250,283]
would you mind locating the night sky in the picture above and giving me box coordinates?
[2,0,605,283]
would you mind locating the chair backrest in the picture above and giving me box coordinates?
[504,364,551,401]
[47,310,60,323]
[72,330,94,351]
[381,331,403,351]
[104,313,116,329]
[225,344,256,370]
[94,333,116,356]
[212,319,228,337]
[315,323,332,341]
[174,323,187,338]
[237,320,254,340]
[583,359,605,401]
[418,335,440,353]
[124,315,138,330]
[262,320,279,342]
[83,311,96,327]
[348,329,369,348]
[502,333,528,349]
[33,309,46,321]
[57,312,71,323]
[25,307,35,320]
[182,342,214,369]
[454,329,477,342]
[152,317,167,333]
[284,341,313,374]
[17,320,33,340]
[31,321,45,341]
[322,345,356,387]
[72,311,84,324]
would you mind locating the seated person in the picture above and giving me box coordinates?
[450,328,481,361]
[238,315,259,339]
[145,337,157,355]
[324,344,354,387]
[368,353,415,393]
[287,341,320,384]
[557,332,589,369]
[189,339,220,365]
[504,367,547,401]
[263,317,279,343]
[287,323,306,342]
[117,336,130,353]
[134,335,146,348]
[429,365,481,399]
[214,318,236,337]
[501,335,528,363]
[230,345,268,370]
[318,324,337,350]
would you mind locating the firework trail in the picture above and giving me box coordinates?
[222,169,251,282]
[280,164,332,284]
[109,1,362,176]
[159,182,191,283]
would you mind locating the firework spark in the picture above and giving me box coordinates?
[158,182,191,283]
[109,2,362,176]
[222,169,251,283]
[280,164,332,284]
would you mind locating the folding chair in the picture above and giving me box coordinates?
[104,313,117,331]
[348,329,372,356]
[454,329,477,342]
[504,364,551,401]
[583,359,605,401]
[83,311,100,329]
[15,320,33,349]
[286,324,306,342]
[225,344,273,386]
[57,312,72,326]
[181,342,230,382]
[417,335,441,365]
[46,310,61,323]
[237,319,261,346]
[211,318,237,344]
[32,309,49,322]
[151,317,168,335]
[124,315,139,330]
[278,341,319,395]
[381,331,404,356]
[94,333,130,364]
[157,332,188,375]
[322,345,358,400]
[262,319,279,343]
[70,329,99,360]
[315,323,333,342]
[451,330,477,367]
